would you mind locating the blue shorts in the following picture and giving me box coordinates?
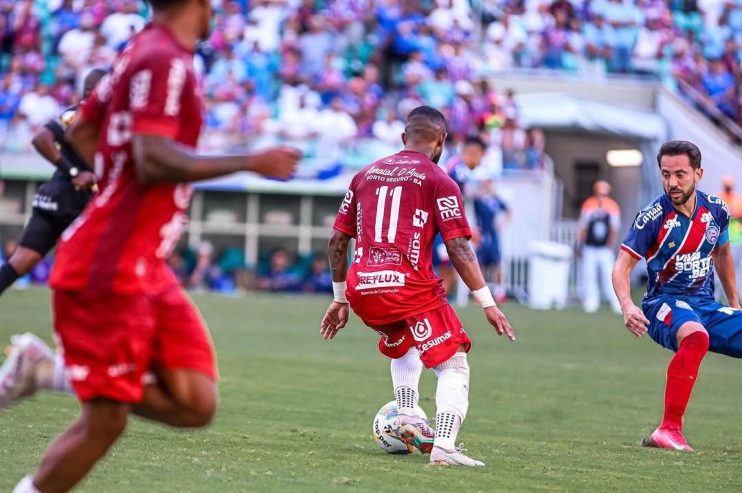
[477,238,501,267]
[643,295,742,357]
[432,234,450,267]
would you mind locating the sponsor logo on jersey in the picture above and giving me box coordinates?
[366,165,427,185]
[706,225,720,244]
[717,306,740,315]
[664,217,681,230]
[437,196,462,221]
[707,194,730,216]
[107,363,137,378]
[413,209,429,228]
[355,270,406,290]
[339,190,354,214]
[411,318,433,342]
[668,242,676,248]
[674,252,711,279]
[700,211,713,224]
[353,246,363,264]
[32,194,58,212]
[634,203,663,230]
[419,330,453,352]
[408,232,422,271]
[367,247,402,266]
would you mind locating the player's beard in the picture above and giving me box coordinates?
[431,147,443,164]
[665,183,695,206]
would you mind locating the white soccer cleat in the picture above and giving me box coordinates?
[0,333,53,409]
[430,445,485,467]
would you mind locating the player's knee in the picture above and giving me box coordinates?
[433,352,470,378]
[188,394,218,428]
[82,402,129,442]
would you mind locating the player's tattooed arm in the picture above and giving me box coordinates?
[321,229,352,340]
[327,229,351,282]
[712,242,740,308]
[445,236,481,288]
[132,135,301,185]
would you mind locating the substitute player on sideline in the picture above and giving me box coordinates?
[613,140,741,452]
[0,69,105,298]
[320,106,515,467]
[8,0,301,491]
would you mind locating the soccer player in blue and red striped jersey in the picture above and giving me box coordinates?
[613,140,741,452]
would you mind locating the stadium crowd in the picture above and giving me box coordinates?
[0,0,739,168]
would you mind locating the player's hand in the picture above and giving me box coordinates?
[248,146,302,180]
[72,171,97,192]
[484,306,515,342]
[623,304,649,337]
[320,301,349,341]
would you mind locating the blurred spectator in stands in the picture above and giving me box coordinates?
[0,1,14,71]
[524,128,546,170]
[303,254,333,293]
[599,0,642,73]
[52,0,81,49]
[18,83,59,129]
[584,14,615,75]
[257,248,302,292]
[449,80,477,143]
[299,15,333,79]
[578,180,622,313]
[632,17,672,74]
[702,57,736,118]
[496,116,526,170]
[13,0,40,53]
[168,249,190,287]
[100,0,144,51]
[372,106,405,148]
[0,73,20,130]
[419,66,454,108]
[248,0,289,52]
[58,12,96,72]
[542,9,571,69]
[188,241,221,291]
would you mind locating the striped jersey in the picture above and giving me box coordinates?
[621,191,730,300]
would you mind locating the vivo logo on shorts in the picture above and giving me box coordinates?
[355,270,406,290]
[419,330,452,352]
[437,196,462,221]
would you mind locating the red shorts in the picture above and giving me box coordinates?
[369,303,471,368]
[53,286,217,403]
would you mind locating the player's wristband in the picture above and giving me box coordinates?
[333,281,348,304]
[54,156,76,177]
[472,286,496,308]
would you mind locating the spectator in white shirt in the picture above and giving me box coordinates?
[100,0,145,50]
[58,13,96,69]
[18,84,60,128]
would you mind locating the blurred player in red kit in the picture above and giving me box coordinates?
[320,106,515,467]
[8,0,300,491]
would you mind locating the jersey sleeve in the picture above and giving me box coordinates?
[333,177,358,238]
[78,74,111,126]
[620,213,656,260]
[434,175,472,242]
[129,54,189,139]
[715,197,731,246]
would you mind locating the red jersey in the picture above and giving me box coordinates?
[50,24,203,295]
[333,150,472,325]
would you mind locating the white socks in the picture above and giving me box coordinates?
[433,352,470,450]
[391,347,423,416]
[35,354,74,394]
[12,476,39,493]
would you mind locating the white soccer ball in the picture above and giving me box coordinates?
[372,400,429,454]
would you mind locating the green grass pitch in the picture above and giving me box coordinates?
[1,288,742,492]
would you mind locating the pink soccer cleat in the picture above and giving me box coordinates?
[397,414,436,454]
[641,426,694,452]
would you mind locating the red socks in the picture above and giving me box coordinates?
[661,331,710,430]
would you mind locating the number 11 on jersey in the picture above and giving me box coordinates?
[375,185,403,243]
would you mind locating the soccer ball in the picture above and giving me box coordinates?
[372,400,429,454]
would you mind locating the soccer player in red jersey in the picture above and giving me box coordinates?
[320,106,515,466]
[9,1,301,491]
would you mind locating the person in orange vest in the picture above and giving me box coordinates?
[578,180,622,313]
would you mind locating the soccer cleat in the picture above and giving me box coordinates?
[641,426,694,452]
[430,445,485,466]
[0,333,53,409]
[397,414,436,454]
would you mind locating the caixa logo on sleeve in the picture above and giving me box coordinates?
[339,190,354,214]
[437,196,462,221]
[355,270,406,290]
